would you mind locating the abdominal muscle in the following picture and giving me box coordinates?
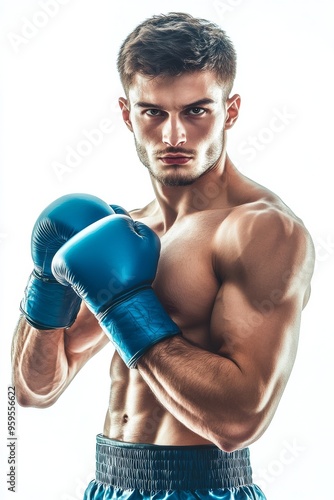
[103,351,213,446]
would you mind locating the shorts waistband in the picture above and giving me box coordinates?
[95,434,253,491]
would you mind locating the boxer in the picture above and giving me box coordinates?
[12,12,315,499]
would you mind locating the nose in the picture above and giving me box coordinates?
[162,115,186,147]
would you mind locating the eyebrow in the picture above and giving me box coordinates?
[134,98,216,110]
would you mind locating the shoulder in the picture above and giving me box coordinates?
[215,197,314,261]
[213,198,315,304]
[130,200,156,220]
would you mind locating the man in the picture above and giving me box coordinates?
[12,12,315,500]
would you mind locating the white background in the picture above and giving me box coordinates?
[0,0,333,499]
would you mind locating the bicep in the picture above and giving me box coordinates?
[210,280,302,398]
[210,207,314,407]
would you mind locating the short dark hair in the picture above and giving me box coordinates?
[117,12,237,98]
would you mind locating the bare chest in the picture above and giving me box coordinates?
[151,217,221,338]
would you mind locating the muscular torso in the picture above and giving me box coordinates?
[104,210,225,445]
[102,167,300,446]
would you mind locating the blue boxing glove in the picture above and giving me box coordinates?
[20,193,115,330]
[52,214,181,367]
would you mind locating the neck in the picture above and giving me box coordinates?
[150,153,237,231]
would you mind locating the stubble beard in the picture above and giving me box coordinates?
[134,138,225,187]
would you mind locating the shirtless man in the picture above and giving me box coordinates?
[12,12,315,500]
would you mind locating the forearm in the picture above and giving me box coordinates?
[11,316,69,408]
[138,335,261,451]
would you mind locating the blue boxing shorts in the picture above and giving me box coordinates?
[83,434,266,499]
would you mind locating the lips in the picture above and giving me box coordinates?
[160,155,192,165]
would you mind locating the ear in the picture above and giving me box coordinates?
[119,97,133,132]
[224,94,241,130]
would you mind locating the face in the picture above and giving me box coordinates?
[119,71,240,187]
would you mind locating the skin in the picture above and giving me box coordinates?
[12,71,315,452]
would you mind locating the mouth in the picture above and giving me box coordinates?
[159,155,192,165]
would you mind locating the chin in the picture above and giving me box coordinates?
[157,174,198,187]
[148,165,201,187]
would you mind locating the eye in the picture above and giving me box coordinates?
[145,109,163,117]
[187,107,206,116]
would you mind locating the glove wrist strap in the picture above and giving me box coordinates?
[20,271,81,330]
[97,288,180,368]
